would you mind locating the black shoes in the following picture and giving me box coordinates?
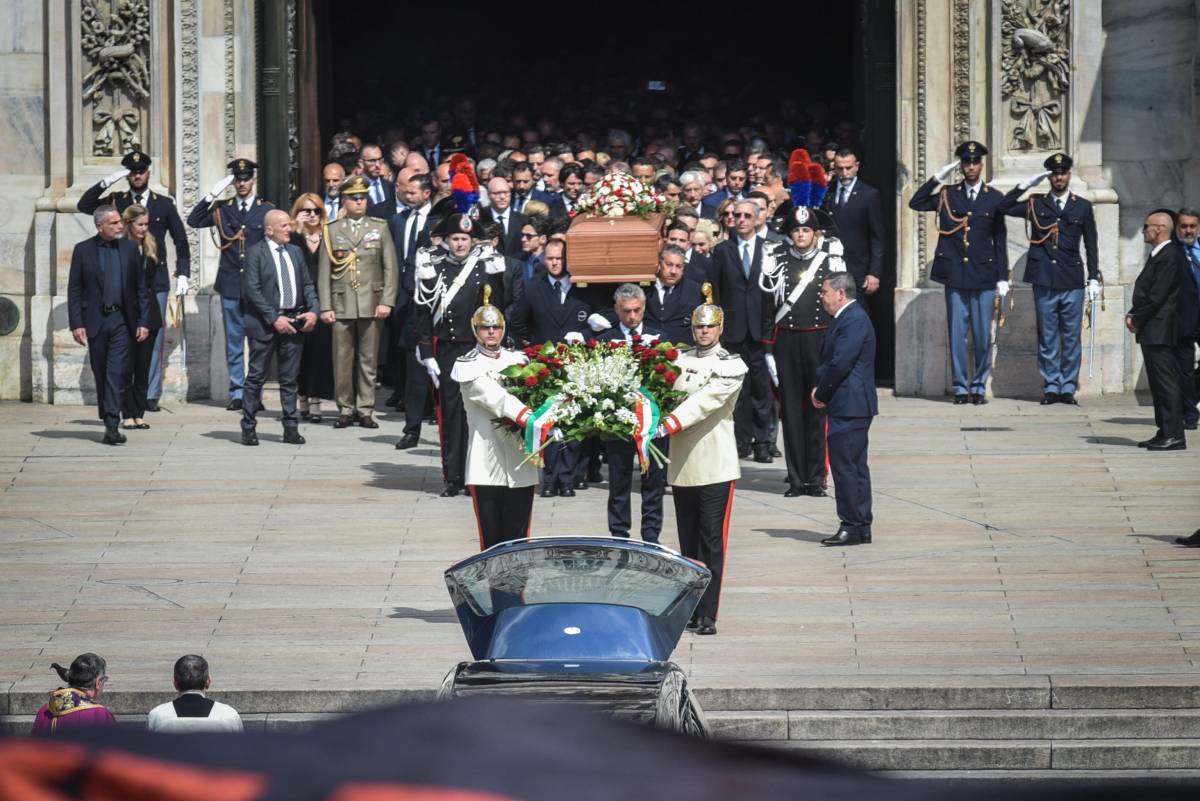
[586,467,604,483]
[385,392,403,408]
[358,415,379,429]
[695,617,717,635]
[685,617,700,631]
[101,429,126,445]
[282,429,305,445]
[441,482,463,497]
[806,485,828,497]
[737,445,752,459]
[226,398,243,411]
[970,393,987,405]
[559,486,576,498]
[333,415,355,429]
[572,480,588,491]
[752,443,773,463]
[1147,437,1186,451]
[145,399,160,412]
[1059,392,1077,405]
[540,485,557,498]
[1186,421,1199,431]
[821,528,870,546]
[241,430,259,446]
[1137,432,1165,448]
[769,445,783,458]
[784,486,805,498]
[395,433,419,450]
[953,395,968,405]
[1176,529,1200,547]
[1040,392,1059,405]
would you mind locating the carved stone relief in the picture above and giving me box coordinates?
[81,0,151,156]
[1001,0,1070,151]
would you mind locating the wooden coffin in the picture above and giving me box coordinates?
[564,213,665,284]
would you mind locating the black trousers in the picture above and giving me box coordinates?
[605,438,665,542]
[469,485,535,549]
[88,313,131,430]
[725,338,771,448]
[1143,343,1184,439]
[674,481,735,621]
[435,340,473,485]
[828,416,873,535]
[1176,339,1198,427]
[544,440,580,488]
[120,325,159,420]
[775,330,828,489]
[402,349,432,436]
[242,330,304,432]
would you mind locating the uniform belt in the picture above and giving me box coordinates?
[776,324,827,333]
[101,304,123,314]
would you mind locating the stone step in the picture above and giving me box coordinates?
[746,739,1200,771]
[876,769,1200,786]
[706,709,1200,741]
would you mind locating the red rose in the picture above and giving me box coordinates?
[654,363,666,373]
[524,376,539,387]
[664,371,677,384]
[538,367,550,378]
[586,338,598,349]
[641,352,655,362]
[557,343,567,353]
[631,334,642,342]
[666,348,679,360]
[524,347,536,357]
[609,341,622,349]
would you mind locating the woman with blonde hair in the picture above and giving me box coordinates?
[692,219,717,255]
[119,204,162,429]
[714,197,738,243]
[289,193,335,421]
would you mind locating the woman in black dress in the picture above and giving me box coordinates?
[289,193,335,422]
[119,205,163,429]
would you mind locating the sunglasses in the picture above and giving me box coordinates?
[520,232,538,239]
[733,212,755,219]
[299,208,319,214]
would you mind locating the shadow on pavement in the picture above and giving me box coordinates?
[31,429,104,441]
[1083,435,1140,447]
[755,528,829,543]
[1103,417,1154,426]
[362,462,433,492]
[200,429,283,444]
[388,606,457,622]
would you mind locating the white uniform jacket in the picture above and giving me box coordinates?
[451,347,539,488]
[661,346,747,487]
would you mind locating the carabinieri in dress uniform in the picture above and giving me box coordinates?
[451,287,540,549]
[657,287,748,636]
[187,158,275,410]
[1005,152,1102,405]
[908,141,1023,404]
[414,213,508,497]
[760,206,847,498]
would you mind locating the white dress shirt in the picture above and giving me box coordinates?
[403,202,432,260]
[271,242,298,308]
[147,692,244,734]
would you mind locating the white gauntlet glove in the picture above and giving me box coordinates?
[563,331,584,345]
[764,353,779,387]
[422,357,441,388]
[101,168,129,189]
[175,276,189,297]
[996,280,1010,297]
[1017,170,1053,191]
[1086,279,1101,302]
[206,174,235,201]
[586,313,613,332]
[549,427,564,442]
[654,423,668,439]
[934,161,959,183]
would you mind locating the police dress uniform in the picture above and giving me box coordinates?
[908,142,1023,401]
[660,305,747,630]
[317,176,400,423]
[186,158,275,404]
[1004,153,1101,400]
[452,336,540,549]
[78,150,191,406]
[760,208,846,495]
[414,216,507,493]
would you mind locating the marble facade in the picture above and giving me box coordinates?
[0,1,1197,402]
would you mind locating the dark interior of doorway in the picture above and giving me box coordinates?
[303,0,896,380]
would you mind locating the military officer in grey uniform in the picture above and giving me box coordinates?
[413,214,507,497]
[1005,153,1102,405]
[760,206,847,497]
[187,158,275,410]
[317,175,399,429]
[908,141,1025,404]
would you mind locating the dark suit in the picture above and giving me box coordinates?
[712,236,772,448]
[701,188,741,220]
[599,323,666,542]
[645,281,703,345]
[366,177,397,220]
[1177,243,1200,427]
[240,239,318,433]
[814,301,878,537]
[481,207,527,258]
[389,205,436,435]
[67,236,150,429]
[1129,241,1186,440]
[826,178,885,287]
[684,252,714,287]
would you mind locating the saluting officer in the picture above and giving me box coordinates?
[452,288,541,549]
[908,142,1023,404]
[1006,153,1102,405]
[78,150,191,412]
[413,214,507,497]
[656,290,748,636]
[187,158,275,410]
[760,206,846,498]
[317,175,399,429]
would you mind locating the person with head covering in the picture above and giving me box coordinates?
[760,206,847,498]
[908,141,1025,404]
[1004,153,1102,406]
[655,286,748,636]
[31,653,116,735]
[187,158,276,411]
[451,288,542,549]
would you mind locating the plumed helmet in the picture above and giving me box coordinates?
[471,285,505,341]
[690,282,724,327]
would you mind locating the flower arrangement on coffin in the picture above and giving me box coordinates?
[572,171,674,220]
[498,337,687,471]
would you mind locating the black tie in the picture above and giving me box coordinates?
[240,201,248,214]
[133,194,143,207]
[277,246,295,309]
[407,212,420,259]
[554,279,564,303]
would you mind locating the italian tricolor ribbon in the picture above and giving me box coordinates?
[522,394,562,466]
[632,387,662,474]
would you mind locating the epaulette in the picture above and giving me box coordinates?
[717,348,736,359]
[414,248,438,280]
[824,237,845,257]
[760,244,782,276]
[458,349,479,362]
[828,255,847,273]
[483,252,506,274]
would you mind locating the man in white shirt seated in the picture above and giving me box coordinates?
[147,654,244,733]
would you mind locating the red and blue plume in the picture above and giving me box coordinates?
[787,149,813,208]
[448,154,480,214]
[808,162,829,209]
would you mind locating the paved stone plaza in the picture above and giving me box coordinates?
[1,393,1198,707]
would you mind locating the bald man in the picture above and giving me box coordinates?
[240,209,318,445]
[1128,210,1189,450]
[322,163,345,220]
